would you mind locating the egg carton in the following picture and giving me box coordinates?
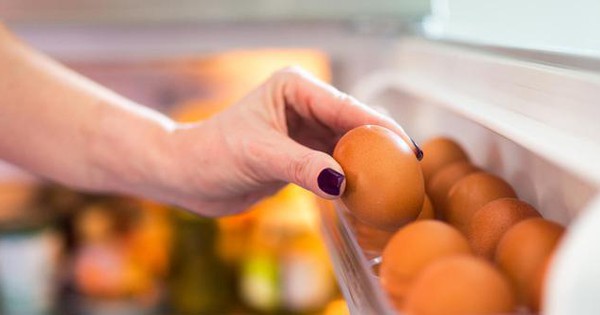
[319,38,600,315]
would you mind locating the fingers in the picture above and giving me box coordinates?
[271,66,422,160]
[261,135,346,199]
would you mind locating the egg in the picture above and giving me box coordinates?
[379,221,471,309]
[468,198,541,259]
[495,218,565,310]
[416,195,435,221]
[333,125,424,231]
[426,161,480,218]
[420,137,470,181]
[445,172,517,234]
[404,255,516,315]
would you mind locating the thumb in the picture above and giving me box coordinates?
[267,137,345,199]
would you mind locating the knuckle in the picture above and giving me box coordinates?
[269,66,308,106]
[273,66,305,83]
[334,91,358,108]
[280,65,305,75]
[331,92,353,127]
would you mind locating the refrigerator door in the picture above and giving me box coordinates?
[319,38,600,314]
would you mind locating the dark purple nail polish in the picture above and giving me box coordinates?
[318,168,345,196]
[411,138,424,161]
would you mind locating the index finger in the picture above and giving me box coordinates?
[273,67,423,160]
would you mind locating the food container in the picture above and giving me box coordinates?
[318,38,600,315]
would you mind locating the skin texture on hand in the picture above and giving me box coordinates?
[0,24,419,217]
[163,67,420,216]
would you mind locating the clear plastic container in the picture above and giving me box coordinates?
[318,38,600,315]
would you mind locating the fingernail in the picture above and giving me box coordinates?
[318,168,345,196]
[411,138,424,161]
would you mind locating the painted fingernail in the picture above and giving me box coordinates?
[318,168,345,196]
[411,138,424,161]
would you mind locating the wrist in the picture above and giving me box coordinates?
[156,121,217,205]
[88,100,180,200]
[154,118,236,214]
[123,119,218,210]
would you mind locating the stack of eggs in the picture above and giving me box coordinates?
[333,125,565,315]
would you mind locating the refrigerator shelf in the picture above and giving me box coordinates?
[319,38,600,315]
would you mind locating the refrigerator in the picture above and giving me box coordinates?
[1,1,599,314]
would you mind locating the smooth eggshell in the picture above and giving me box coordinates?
[495,218,565,310]
[420,137,470,181]
[404,255,517,315]
[333,125,424,231]
[445,172,517,234]
[380,221,471,309]
[426,161,480,219]
[468,198,541,259]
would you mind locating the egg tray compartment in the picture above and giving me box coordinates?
[321,199,530,315]
[317,40,600,315]
[321,191,544,315]
[318,123,595,315]
[316,105,590,315]
[319,165,575,315]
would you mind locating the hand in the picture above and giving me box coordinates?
[160,67,421,216]
[0,25,419,216]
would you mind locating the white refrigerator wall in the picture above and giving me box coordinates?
[0,0,429,23]
[425,0,600,56]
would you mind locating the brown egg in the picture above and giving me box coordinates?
[348,214,395,254]
[495,218,565,310]
[420,137,470,181]
[404,255,516,315]
[426,161,480,218]
[468,198,541,259]
[380,221,471,309]
[416,194,435,220]
[333,125,424,231]
[445,172,517,234]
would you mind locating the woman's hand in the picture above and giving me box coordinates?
[0,25,419,217]
[163,67,422,216]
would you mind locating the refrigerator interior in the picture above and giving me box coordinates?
[1,20,600,315]
[0,21,409,315]
[323,38,600,314]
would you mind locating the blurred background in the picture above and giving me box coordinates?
[0,1,429,314]
[2,0,598,314]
